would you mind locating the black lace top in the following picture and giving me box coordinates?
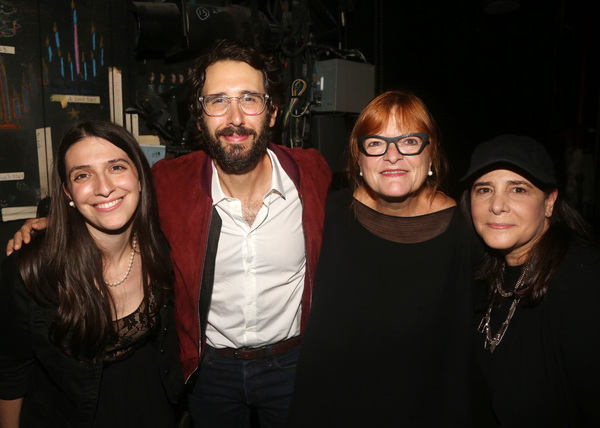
[104,287,159,362]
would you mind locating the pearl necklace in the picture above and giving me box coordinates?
[105,234,137,287]
[478,265,527,353]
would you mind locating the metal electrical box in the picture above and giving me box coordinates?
[311,59,375,113]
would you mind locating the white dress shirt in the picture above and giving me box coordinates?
[207,149,305,349]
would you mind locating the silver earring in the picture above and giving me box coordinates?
[359,171,363,177]
[428,169,433,177]
[69,201,75,207]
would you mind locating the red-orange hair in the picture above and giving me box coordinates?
[347,89,448,193]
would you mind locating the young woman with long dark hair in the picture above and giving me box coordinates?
[0,121,183,427]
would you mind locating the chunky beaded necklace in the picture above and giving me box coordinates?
[105,234,137,287]
[478,265,527,352]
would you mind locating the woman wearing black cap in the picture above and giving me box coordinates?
[462,135,600,427]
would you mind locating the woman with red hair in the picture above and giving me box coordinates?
[289,90,483,426]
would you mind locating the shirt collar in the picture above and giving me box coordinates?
[211,148,287,206]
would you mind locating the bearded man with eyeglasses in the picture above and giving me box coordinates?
[152,39,331,427]
[4,38,331,427]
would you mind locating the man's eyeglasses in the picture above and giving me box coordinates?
[199,93,270,117]
[358,133,429,156]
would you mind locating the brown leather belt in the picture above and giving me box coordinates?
[214,336,301,360]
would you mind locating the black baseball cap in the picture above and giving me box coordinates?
[461,134,557,186]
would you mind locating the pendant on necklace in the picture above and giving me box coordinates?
[478,265,528,352]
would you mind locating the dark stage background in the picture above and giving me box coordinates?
[0,0,598,265]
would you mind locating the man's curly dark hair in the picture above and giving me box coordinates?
[188,39,284,124]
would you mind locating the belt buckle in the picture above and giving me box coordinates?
[233,347,252,359]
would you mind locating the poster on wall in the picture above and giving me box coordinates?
[0,0,44,221]
[1,0,112,221]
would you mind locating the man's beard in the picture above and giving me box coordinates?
[199,117,271,174]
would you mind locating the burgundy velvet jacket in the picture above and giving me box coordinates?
[152,143,331,381]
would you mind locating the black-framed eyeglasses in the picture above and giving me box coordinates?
[199,93,270,117]
[357,133,429,156]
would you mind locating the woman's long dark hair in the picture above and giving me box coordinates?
[461,187,595,306]
[18,120,173,360]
